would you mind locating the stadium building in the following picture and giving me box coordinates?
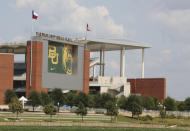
[0,32,166,105]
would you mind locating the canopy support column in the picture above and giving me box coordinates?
[142,48,144,78]
[93,66,96,77]
[100,50,105,76]
[120,48,125,77]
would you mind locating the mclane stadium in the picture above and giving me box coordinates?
[0,32,166,105]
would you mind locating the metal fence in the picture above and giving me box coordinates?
[22,106,190,117]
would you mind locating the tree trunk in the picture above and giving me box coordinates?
[82,115,83,122]
[57,106,60,113]
[138,115,139,120]
[50,114,52,121]
[115,115,118,123]
[33,106,34,112]
[16,111,18,120]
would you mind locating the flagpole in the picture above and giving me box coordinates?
[85,24,87,40]
[30,12,33,87]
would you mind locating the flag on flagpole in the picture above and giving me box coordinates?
[32,10,38,20]
[87,24,91,31]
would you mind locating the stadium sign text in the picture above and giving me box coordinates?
[36,32,73,42]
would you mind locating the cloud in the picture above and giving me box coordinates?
[160,49,171,55]
[0,37,5,44]
[160,0,190,10]
[150,9,190,35]
[109,60,120,70]
[184,60,190,68]
[12,36,27,43]
[0,36,26,44]
[14,0,125,38]
[182,44,190,54]
[146,49,173,69]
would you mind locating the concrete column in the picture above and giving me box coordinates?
[93,66,96,77]
[120,48,125,77]
[142,48,144,78]
[99,50,105,76]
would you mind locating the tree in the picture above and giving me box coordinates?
[41,92,52,106]
[9,97,23,119]
[142,95,155,110]
[117,96,127,109]
[163,97,177,111]
[131,102,142,118]
[125,95,142,118]
[184,97,190,111]
[153,97,160,110]
[177,101,185,111]
[4,89,16,104]
[27,91,41,112]
[101,93,115,108]
[75,102,87,122]
[75,92,89,107]
[43,104,57,119]
[105,100,118,122]
[93,94,102,108]
[50,88,65,112]
[65,91,76,108]
[88,94,95,108]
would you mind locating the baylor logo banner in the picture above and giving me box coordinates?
[48,42,73,75]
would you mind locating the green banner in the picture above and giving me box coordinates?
[48,42,73,75]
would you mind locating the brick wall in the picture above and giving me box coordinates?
[127,78,166,103]
[26,41,47,97]
[83,49,90,93]
[0,54,14,105]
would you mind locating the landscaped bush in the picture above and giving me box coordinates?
[166,114,176,119]
[2,108,9,112]
[24,108,29,112]
[176,115,185,119]
[139,115,153,121]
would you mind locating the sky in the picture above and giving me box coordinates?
[0,0,190,100]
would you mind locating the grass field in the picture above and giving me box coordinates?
[0,126,186,131]
[0,111,190,130]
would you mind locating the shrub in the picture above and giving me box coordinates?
[166,114,176,119]
[139,115,153,121]
[177,115,185,119]
[24,108,29,112]
[43,104,57,119]
[2,109,9,112]
[166,114,177,119]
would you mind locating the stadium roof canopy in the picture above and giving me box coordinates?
[0,43,26,54]
[0,38,151,54]
[77,38,151,52]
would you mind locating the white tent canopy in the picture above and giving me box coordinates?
[19,96,28,109]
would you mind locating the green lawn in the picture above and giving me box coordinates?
[0,126,186,131]
[0,111,190,129]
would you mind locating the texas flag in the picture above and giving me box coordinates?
[87,24,91,31]
[32,10,38,20]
